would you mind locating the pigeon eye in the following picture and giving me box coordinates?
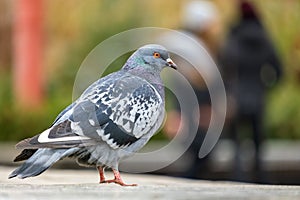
[153,52,161,58]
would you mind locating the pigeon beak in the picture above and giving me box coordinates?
[166,58,177,70]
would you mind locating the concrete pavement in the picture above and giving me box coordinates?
[0,166,300,200]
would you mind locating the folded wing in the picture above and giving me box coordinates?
[16,74,163,150]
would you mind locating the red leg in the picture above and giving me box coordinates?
[97,166,106,183]
[105,169,137,186]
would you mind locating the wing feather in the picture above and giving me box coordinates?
[18,73,163,150]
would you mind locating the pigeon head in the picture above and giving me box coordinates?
[123,44,177,71]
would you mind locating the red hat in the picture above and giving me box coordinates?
[240,0,258,20]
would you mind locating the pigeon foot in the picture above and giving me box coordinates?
[97,166,137,186]
[102,179,137,186]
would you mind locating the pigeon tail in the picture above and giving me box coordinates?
[8,148,79,179]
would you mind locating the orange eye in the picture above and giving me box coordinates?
[153,52,161,58]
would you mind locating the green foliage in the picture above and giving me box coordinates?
[258,0,300,139]
[0,70,72,141]
[265,79,300,139]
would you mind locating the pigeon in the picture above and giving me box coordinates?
[9,44,177,186]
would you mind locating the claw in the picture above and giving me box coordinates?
[97,167,137,186]
[103,179,137,186]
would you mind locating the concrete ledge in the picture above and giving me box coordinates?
[3,140,300,184]
[1,166,300,200]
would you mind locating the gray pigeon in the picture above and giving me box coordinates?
[9,44,177,186]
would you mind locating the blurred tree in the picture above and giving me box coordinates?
[0,0,12,70]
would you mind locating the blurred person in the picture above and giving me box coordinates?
[161,0,221,179]
[219,0,283,182]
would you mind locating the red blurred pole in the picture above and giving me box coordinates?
[13,0,44,109]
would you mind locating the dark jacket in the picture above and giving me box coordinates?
[221,19,282,114]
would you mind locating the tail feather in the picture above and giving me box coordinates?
[9,148,79,179]
[13,149,38,162]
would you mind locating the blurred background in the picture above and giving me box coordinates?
[1,0,300,184]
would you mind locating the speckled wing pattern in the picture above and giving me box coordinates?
[17,72,163,150]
